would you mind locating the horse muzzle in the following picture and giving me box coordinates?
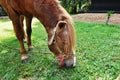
[56,55,76,69]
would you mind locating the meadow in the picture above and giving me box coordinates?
[0,18,120,80]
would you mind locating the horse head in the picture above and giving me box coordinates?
[48,20,76,68]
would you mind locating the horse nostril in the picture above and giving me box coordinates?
[68,64,75,68]
[62,62,67,68]
[70,64,75,68]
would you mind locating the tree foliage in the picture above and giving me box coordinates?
[60,0,91,14]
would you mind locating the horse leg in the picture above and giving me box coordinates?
[25,16,33,52]
[11,15,28,63]
[20,15,27,42]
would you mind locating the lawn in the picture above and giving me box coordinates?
[0,18,120,80]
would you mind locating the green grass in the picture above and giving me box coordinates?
[0,19,120,80]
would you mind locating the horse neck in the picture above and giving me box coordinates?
[34,0,75,49]
[35,2,72,32]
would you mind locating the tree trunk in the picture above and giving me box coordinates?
[71,6,77,14]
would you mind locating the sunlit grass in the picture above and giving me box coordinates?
[0,18,120,80]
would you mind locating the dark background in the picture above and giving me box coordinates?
[90,0,120,12]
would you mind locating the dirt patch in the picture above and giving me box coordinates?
[72,13,120,25]
[1,13,120,25]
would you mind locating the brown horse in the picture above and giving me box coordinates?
[0,0,76,68]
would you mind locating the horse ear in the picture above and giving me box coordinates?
[48,21,67,45]
[57,21,67,30]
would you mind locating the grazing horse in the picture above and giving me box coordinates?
[0,0,76,68]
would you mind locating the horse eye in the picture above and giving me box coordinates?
[53,39,56,43]
[62,42,65,45]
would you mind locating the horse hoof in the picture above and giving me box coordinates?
[28,47,34,52]
[21,58,29,63]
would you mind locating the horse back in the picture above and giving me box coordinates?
[0,0,35,16]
